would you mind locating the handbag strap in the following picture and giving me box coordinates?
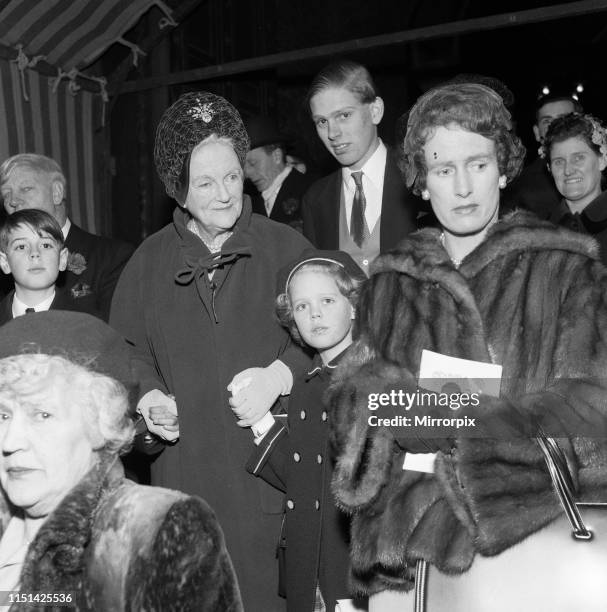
[536,436,593,541]
[414,559,428,612]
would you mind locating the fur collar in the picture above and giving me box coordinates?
[9,453,122,606]
[373,210,599,279]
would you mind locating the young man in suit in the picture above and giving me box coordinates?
[244,115,314,232]
[0,154,133,321]
[302,60,418,274]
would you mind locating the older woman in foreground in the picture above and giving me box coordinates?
[0,311,241,611]
[328,83,607,611]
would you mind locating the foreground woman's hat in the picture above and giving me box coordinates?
[0,311,136,394]
[154,91,250,199]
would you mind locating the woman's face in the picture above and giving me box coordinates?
[0,370,97,518]
[549,136,606,209]
[422,124,503,237]
[185,139,244,239]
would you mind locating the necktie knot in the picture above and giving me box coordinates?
[351,170,364,188]
[350,171,369,248]
[25,308,35,313]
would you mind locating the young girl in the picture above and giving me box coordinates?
[239,249,366,612]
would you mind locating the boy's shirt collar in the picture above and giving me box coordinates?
[12,291,55,318]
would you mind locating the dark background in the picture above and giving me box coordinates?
[98,0,607,243]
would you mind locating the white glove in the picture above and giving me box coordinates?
[228,360,293,427]
[137,389,179,442]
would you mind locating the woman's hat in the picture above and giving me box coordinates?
[0,311,137,397]
[154,91,250,200]
[277,248,366,294]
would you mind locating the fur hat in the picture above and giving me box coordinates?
[0,311,137,399]
[154,91,250,201]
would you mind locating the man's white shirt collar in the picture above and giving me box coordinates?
[261,165,293,216]
[61,218,71,240]
[341,139,386,191]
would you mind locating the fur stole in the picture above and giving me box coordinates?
[11,453,121,611]
[328,211,607,595]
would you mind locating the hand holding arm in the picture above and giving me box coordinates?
[228,360,293,427]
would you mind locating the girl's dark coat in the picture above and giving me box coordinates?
[247,355,352,612]
[1,455,242,611]
[328,211,607,595]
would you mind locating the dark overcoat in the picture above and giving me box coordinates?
[328,211,607,595]
[250,167,315,230]
[58,223,134,321]
[246,354,352,612]
[550,191,607,265]
[110,202,310,612]
[1,455,242,612]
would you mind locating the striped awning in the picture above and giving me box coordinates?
[0,0,167,72]
[0,0,177,233]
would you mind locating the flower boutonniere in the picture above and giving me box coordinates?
[282,197,300,217]
[67,251,87,275]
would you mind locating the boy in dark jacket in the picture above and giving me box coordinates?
[0,209,99,324]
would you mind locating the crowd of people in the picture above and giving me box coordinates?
[0,57,605,612]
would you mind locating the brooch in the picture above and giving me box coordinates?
[71,282,92,299]
[187,100,214,123]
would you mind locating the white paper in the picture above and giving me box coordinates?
[403,350,503,473]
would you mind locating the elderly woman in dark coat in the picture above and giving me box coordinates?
[0,311,241,611]
[110,92,310,611]
[328,83,607,610]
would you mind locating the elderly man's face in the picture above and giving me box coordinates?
[244,147,283,193]
[0,369,96,518]
[0,167,61,220]
[185,139,244,240]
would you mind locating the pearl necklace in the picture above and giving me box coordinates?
[439,232,462,268]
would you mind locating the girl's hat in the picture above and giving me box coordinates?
[278,248,366,294]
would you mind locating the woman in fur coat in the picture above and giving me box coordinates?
[328,82,607,610]
[0,312,242,611]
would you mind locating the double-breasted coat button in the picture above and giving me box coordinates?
[321,411,327,421]
[287,499,294,510]
[293,452,301,462]
[300,410,306,420]
[317,454,323,464]
[314,499,320,510]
